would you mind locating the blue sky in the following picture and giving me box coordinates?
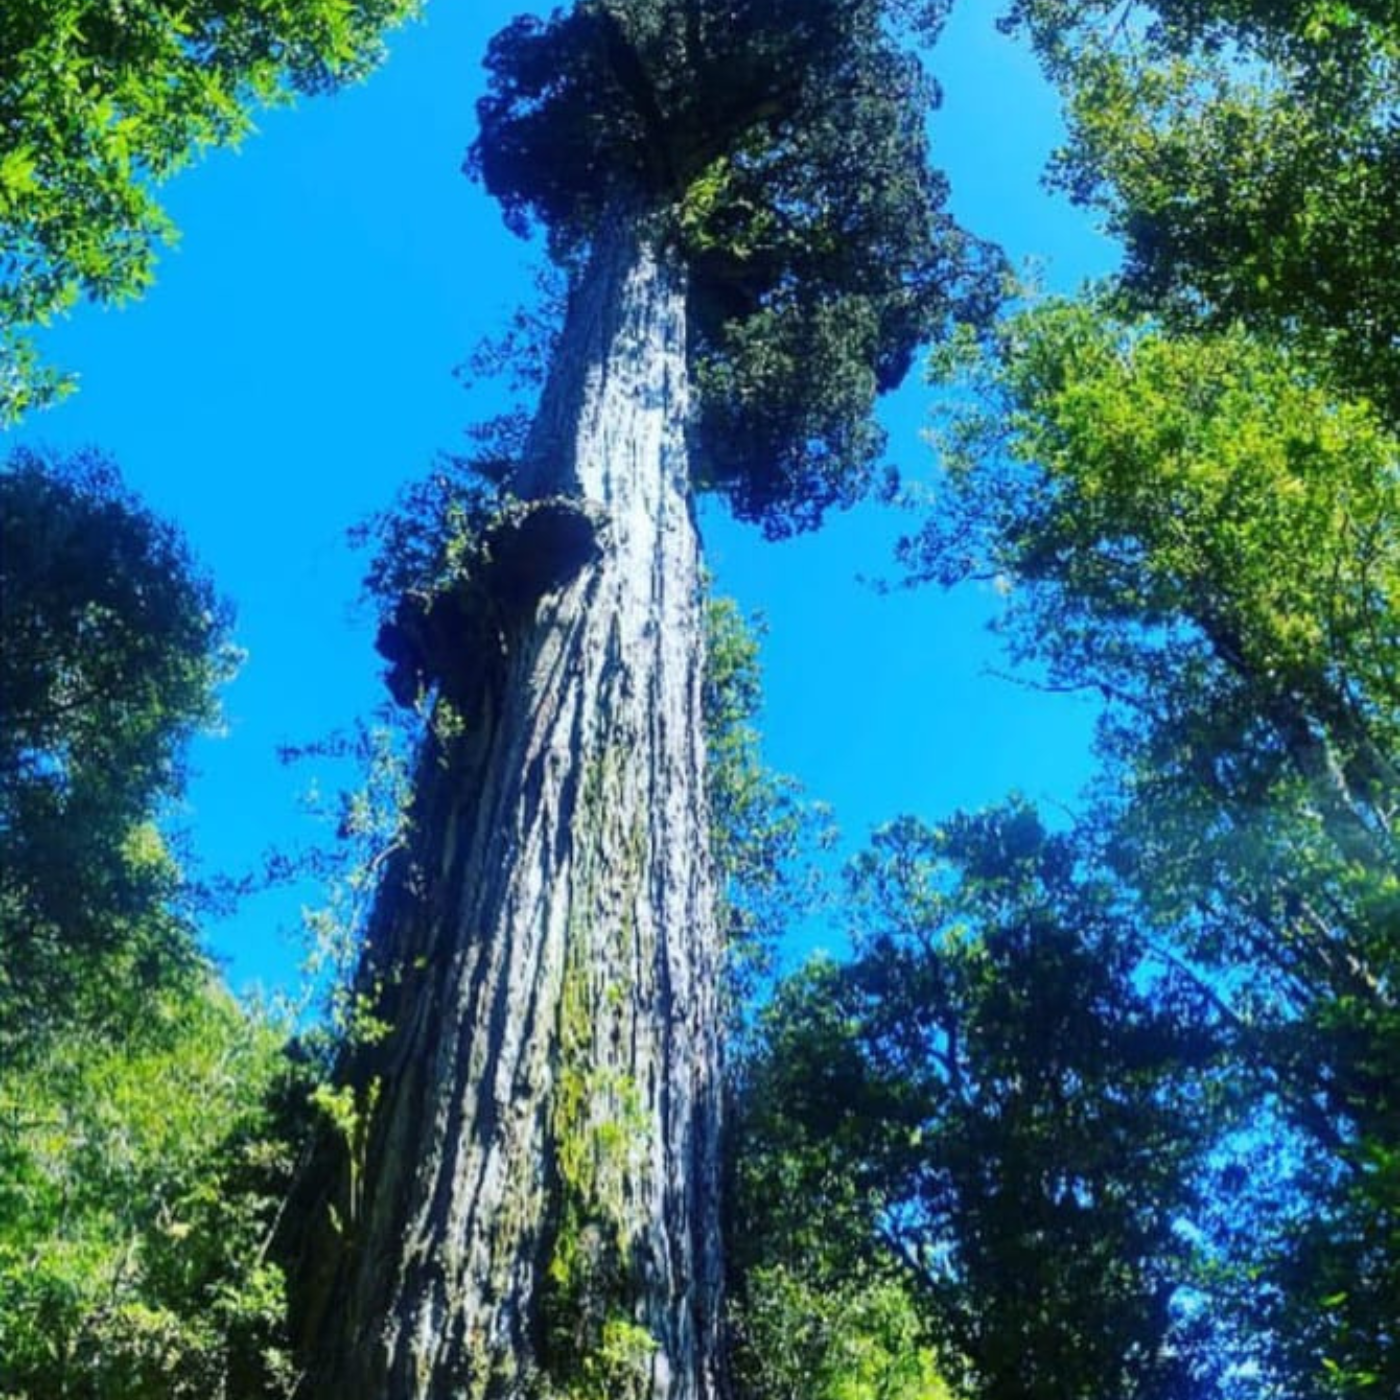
[3,1,1115,995]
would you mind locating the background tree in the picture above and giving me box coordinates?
[0,984,302,1400]
[0,446,238,1060]
[732,807,1220,1400]
[908,301,1400,1393]
[0,0,420,423]
[0,448,317,1399]
[891,13,1400,1388]
[283,2,998,1396]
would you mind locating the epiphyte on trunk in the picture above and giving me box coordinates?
[376,496,607,710]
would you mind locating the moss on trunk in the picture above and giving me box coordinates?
[288,212,724,1400]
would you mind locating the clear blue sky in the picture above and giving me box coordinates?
[3,1,1115,995]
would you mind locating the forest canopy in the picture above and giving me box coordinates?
[2,1,1398,1397]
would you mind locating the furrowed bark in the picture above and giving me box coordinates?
[291,209,723,1399]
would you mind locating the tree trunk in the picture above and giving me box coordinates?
[290,208,724,1400]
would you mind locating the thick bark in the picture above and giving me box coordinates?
[291,210,724,1399]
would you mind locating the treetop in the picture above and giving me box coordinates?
[469,0,1003,533]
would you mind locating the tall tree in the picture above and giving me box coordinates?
[283,2,998,1395]
[0,0,420,423]
[891,6,1399,1390]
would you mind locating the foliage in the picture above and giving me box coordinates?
[912,300,1399,1080]
[925,9,1400,1385]
[1003,0,1400,421]
[0,447,238,1060]
[0,449,319,1395]
[705,601,945,1399]
[350,454,506,618]
[727,1034,951,1400]
[0,982,307,1400]
[730,1263,950,1400]
[703,595,831,1011]
[468,0,1005,533]
[911,299,1400,1393]
[916,303,1400,779]
[0,0,421,423]
[734,806,1220,1400]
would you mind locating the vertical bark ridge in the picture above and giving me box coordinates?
[292,210,722,1400]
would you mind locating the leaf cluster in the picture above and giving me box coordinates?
[920,302,1400,752]
[0,0,421,423]
[0,455,375,1398]
[915,301,1400,1025]
[0,983,307,1399]
[1004,0,1400,420]
[729,1261,950,1400]
[350,453,506,619]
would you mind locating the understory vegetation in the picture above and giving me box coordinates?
[3,0,1397,1397]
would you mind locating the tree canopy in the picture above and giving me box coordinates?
[902,286,1400,1391]
[468,0,1004,532]
[733,807,1220,1400]
[0,447,237,1057]
[715,4,1400,1393]
[0,0,420,424]
[1005,0,1400,418]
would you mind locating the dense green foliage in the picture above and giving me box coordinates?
[0,0,420,423]
[469,0,1003,532]
[733,809,1220,1400]
[0,987,301,1400]
[1005,0,1400,418]
[0,448,238,1060]
[0,454,315,1399]
[730,4,1400,1396]
[730,1263,950,1400]
[915,305,1399,901]
[903,6,1398,1389]
[907,300,1400,1394]
[744,291,1400,1386]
